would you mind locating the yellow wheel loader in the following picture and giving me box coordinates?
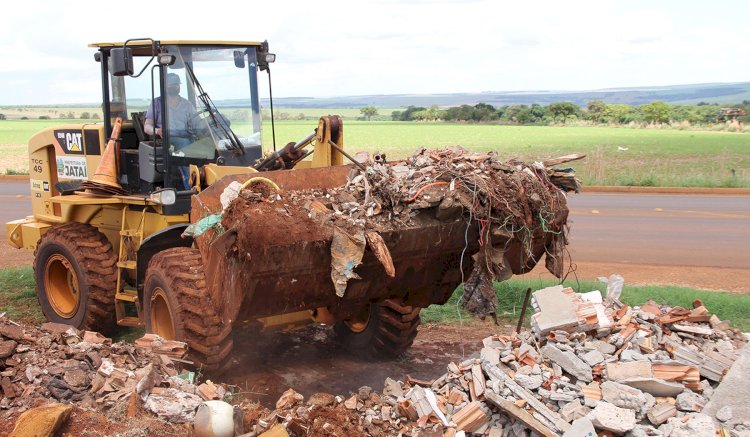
[6,39,571,371]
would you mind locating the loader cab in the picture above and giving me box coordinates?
[91,39,273,197]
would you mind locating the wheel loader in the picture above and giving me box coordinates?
[6,39,572,371]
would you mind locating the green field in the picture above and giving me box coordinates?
[1,118,748,186]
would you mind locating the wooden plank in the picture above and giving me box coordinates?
[484,391,557,437]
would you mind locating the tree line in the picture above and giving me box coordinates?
[377,100,750,125]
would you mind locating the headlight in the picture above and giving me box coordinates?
[149,189,176,205]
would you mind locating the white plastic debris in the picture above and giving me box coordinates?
[194,400,235,437]
[220,181,243,211]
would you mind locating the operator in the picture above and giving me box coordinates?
[144,73,196,143]
[144,72,196,188]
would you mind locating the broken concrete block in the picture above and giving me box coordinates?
[582,350,604,366]
[715,406,732,422]
[647,402,677,426]
[562,417,596,437]
[596,341,616,355]
[704,344,750,425]
[709,315,731,331]
[666,413,716,437]
[606,361,653,381]
[9,403,72,437]
[587,402,636,433]
[560,400,590,423]
[276,388,304,409]
[676,391,706,412]
[531,286,580,335]
[620,377,685,397]
[541,344,593,382]
[144,389,203,423]
[514,373,543,391]
[629,424,664,437]
[383,377,404,398]
[600,381,649,412]
[480,347,500,366]
[671,345,724,382]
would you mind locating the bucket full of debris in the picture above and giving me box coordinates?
[184,147,582,367]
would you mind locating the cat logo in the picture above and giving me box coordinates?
[66,132,83,152]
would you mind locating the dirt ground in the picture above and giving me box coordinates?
[221,319,510,409]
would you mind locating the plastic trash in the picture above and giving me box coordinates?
[194,400,235,437]
[598,274,624,304]
[220,181,243,211]
[181,213,222,239]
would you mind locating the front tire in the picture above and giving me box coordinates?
[335,299,421,358]
[143,247,233,372]
[33,223,118,334]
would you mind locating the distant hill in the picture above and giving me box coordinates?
[263,82,750,108]
[11,82,749,109]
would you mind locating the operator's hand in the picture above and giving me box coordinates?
[155,127,163,137]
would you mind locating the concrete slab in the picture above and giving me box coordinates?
[619,377,684,397]
[703,343,750,425]
[531,286,579,335]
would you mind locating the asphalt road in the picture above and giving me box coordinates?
[566,192,750,269]
[1,180,749,270]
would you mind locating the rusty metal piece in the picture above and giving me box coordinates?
[327,139,367,172]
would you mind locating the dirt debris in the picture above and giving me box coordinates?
[222,146,581,319]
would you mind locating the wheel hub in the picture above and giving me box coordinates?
[344,304,371,333]
[45,254,80,318]
[150,288,176,340]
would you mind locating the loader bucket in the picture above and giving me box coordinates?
[190,163,564,328]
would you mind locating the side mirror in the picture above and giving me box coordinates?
[110,48,134,76]
[233,50,245,68]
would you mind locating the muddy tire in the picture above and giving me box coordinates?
[335,299,421,358]
[144,247,233,372]
[33,223,118,334]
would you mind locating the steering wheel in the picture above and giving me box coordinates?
[186,111,212,140]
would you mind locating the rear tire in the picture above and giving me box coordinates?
[335,299,421,358]
[143,247,233,372]
[33,223,117,334]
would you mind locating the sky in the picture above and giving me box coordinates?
[1,0,748,105]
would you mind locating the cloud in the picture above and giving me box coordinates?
[1,0,749,104]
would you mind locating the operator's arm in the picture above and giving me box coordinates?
[144,118,162,137]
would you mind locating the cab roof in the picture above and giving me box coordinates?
[89,40,263,48]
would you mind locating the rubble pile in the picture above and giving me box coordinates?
[0,317,228,433]
[1,281,748,436]
[244,286,747,437]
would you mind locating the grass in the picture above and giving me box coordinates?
[261,122,750,187]
[0,266,142,342]
[421,277,750,332]
[0,118,748,187]
[0,267,43,323]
